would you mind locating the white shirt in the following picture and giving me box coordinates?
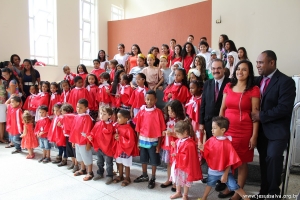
[113,54,129,66]
[215,75,225,90]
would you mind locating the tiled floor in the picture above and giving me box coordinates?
[0,144,298,200]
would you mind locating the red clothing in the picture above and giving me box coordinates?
[86,85,99,110]
[77,73,88,82]
[34,117,51,139]
[91,68,105,81]
[49,93,61,116]
[134,106,166,138]
[89,120,114,157]
[68,87,91,111]
[203,136,242,172]
[47,116,64,146]
[97,83,111,104]
[119,84,133,107]
[163,83,191,104]
[69,114,93,145]
[128,86,148,109]
[60,114,76,136]
[64,73,77,86]
[223,84,260,162]
[23,94,37,111]
[182,55,194,73]
[113,123,139,158]
[171,57,182,65]
[60,90,70,103]
[127,56,138,72]
[110,69,116,82]
[161,118,178,151]
[6,105,23,135]
[21,123,39,149]
[172,137,203,182]
[31,92,50,110]
[185,95,202,123]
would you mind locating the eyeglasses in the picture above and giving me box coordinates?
[211,67,223,71]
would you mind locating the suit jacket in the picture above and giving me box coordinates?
[200,77,231,124]
[256,69,296,140]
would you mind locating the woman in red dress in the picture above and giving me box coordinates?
[219,60,260,200]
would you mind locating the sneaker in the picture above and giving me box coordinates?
[105,177,113,185]
[134,175,149,183]
[67,164,75,170]
[148,178,156,189]
[38,157,45,163]
[93,173,104,181]
[72,165,80,173]
[11,149,22,154]
[43,157,51,163]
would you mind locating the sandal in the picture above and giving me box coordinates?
[183,194,189,200]
[0,140,9,144]
[121,178,131,187]
[83,172,94,181]
[5,144,14,148]
[113,176,124,183]
[74,169,87,176]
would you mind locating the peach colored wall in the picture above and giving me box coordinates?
[107,1,211,58]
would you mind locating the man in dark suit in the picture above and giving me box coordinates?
[200,58,231,139]
[251,50,296,200]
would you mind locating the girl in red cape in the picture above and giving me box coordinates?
[23,85,38,117]
[31,81,50,122]
[118,74,133,111]
[199,116,250,200]
[170,120,203,200]
[85,74,99,121]
[163,68,191,104]
[48,82,61,117]
[20,111,38,159]
[113,109,139,187]
[96,72,112,121]
[76,64,88,86]
[68,76,91,112]
[60,80,71,103]
[63,65,76,87]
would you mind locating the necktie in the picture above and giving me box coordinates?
[260,77,270,95]
[215,81,219,102]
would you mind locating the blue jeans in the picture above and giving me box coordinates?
[96,149,113,177]
[58,146,67,158]
[11,134,22,150]
[207,173,239,191]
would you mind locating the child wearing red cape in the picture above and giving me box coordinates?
[48,82,61,117]
[88,106,115,184]
[85,74,99,121]
[118,74,133,111]
[91,59,105,81]
[34,105,52,163]
[5,96,23,154]
[112,109,139,186]
[70,99,94,181]
[60,80,71,103]
[68,76,91,112]
[20,111,38,159]
[97,72,112,121]
[163,68,191,104]
[169,120,203,200]
[63,65,76,87]
[31,81,50,122]
[23,85,38,117]
[199,116,250,200]
[133,90,166,189]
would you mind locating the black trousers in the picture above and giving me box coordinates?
[204,119,213,139]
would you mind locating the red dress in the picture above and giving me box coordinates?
[68,87,91,110]
[97,83,111,104]
[163,83,191,104]
[113,123,139,158]
[202,136,242,172]
[47,116,64,146]
[34,117,51,139]
[223,84,260,162]
[21,123,39,149]
[134,105,166,138]
[128,86,148,109]
[48,93,61,116]
[60,90,70,103]
[89,120,115,157]
[64,73,76,86]
[6,105,23,135]
[23,94,37,111]
[86,84,99,111]
[69,114,93,145]
[182,55,194,74]
[31,92,50,110]
[91,68,105,81]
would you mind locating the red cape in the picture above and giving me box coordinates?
[203,137,242,172]
[110,69,115,82]
[48,94,61,116]
[31,92,50,110]
[134,106,166,138]
[185,96,202,123]
[161,118,178,151]
[91,68,105,81]
[113,123,139,158]
[68,88,91,111]
[34,117,51,138]
[23,95,36,111]
[128,87,148,108]
[6,105,23,135]
[60,114,76,135]
[69,114,93,145]
[97,84,111,104]
[86,85,99,110]
[64,73,76,86]
[163,83,191,104]
[47,116,64,146]
[119,85,133,106]
[89,120,115,157]
[60,90,70,103]
[172,138,203,181]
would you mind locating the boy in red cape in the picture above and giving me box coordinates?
[133,90,166,189]
[91,59,105,81]
[199,116,250,200]
[68,76,91,111]
[87,106,115,184]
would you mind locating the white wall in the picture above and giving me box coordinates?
[124,0,205,19]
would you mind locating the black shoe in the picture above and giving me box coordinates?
[134,175,149,183]
[201,177,208,184]
[11,149,22,154]
[218,191,235,198]
[160,182,172,188]
[148,178,155,189]
[171,187,176,192]
[215,180,227,192]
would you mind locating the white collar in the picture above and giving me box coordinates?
[215,135,232,141]
[140,105,156,111]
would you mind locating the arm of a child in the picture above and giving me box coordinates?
[154,77,164,91]
[156,137,162,153]
[136,132,140,150]
[20,125,27,137]
[221,166,230,183]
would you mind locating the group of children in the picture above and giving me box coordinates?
[3,52,250,199]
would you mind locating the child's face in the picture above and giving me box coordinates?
[76,103,88,114]
[39,109,48,117]
[88,75,96,85]
[29,86,36,94]
[175,129,188,139]
[152,49,159,57]
[63,67,71,75]
[185,44,192,53]
[161,46,168,55]
[42,84,49,92]
[131,46,138,55]
[78,65,83,73]
[212,122,225,137]
[159,58,168,68]
[145,94,156,108]
[53,106,61,116]
[118,46,124,53]
[147,57,155,66]
[100,110,111,121]
[172,64,179,71]
[10,99,20,108]
[211,54,217,60]
[170,41,176,48]
[175,46,180,55]
[61,110,67,115]
[189,73,197,82]
[200,45,208,53]
[189,82,198,96]
[117,66,123,71]
[137,58,145,67]
[120,75,126,85]
[136,75,145,87]
[99,51,105,58]
[93,61,100,69]
[167,106,176,119]
[117,113,128,125]
[75,79,83,88]
[109,63,116,70]
[50,85,57,93]
[174,70,184,83]
[238,49,244,59]
[194,57,200,66]
[119,72,126,81]
[228,55,234,65]
[225,42,230,51]
[187,36,194,43]
[62,82,70,91]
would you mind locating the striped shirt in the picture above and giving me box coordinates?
[139,135,158,149]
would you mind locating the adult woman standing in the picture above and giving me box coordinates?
[98,50,109,71]
[126,44,141,73]
[21,59,40,97]
[113,44,129,66]
[219,60,260,200]
[0,70,8,143]
[10,54,23,77]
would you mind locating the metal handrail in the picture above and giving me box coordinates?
[282,101,300,198]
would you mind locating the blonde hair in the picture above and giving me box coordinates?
[174,119,194,138]
[22,111,33,124]
[147,54,155,60]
